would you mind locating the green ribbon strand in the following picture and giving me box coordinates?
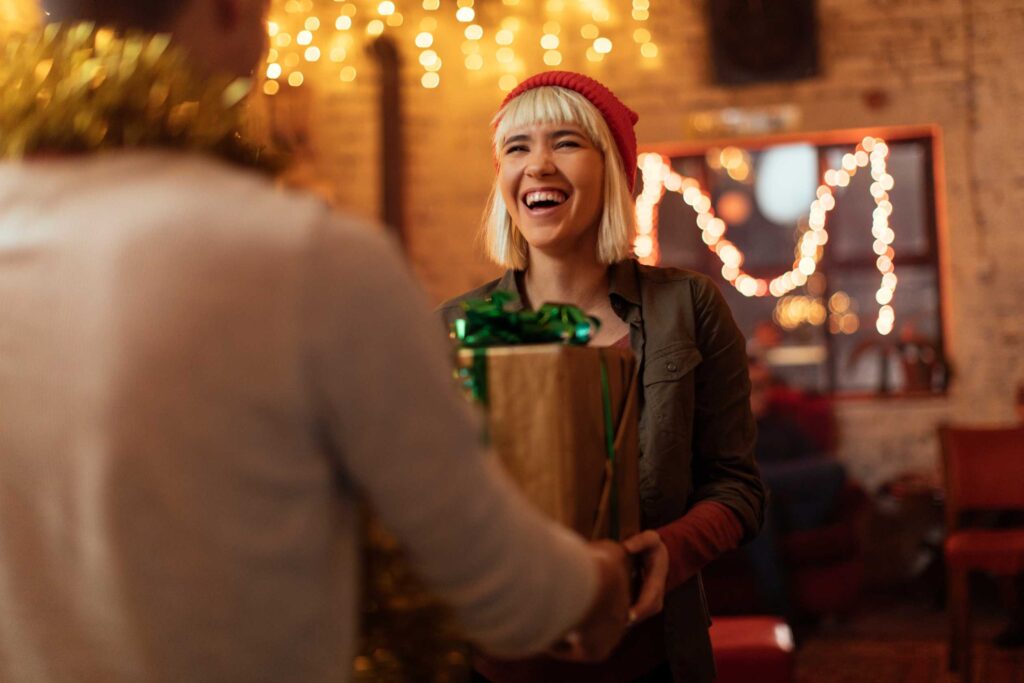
[599,356,620,541]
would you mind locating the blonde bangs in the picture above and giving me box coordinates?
[492,87,608,159]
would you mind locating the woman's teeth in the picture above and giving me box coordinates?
[524,190,568,209]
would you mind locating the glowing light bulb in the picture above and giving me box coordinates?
[419,49,439,67]
[543,50,562,65]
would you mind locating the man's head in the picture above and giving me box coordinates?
[41,0,271,77]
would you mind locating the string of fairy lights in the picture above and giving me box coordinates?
[262,0,660,94]
[635,137,899,336]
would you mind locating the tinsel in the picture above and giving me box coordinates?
[355,512,470,683]
[0,21,267,168]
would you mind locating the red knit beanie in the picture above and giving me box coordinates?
[499,71,640,191]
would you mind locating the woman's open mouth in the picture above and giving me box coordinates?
[522,189,569,215]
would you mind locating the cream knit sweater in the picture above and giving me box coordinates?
[0,151,595,682]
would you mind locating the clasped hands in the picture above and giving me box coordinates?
[550,530,669,662]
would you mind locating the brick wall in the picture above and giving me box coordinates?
[263,0,1024,491]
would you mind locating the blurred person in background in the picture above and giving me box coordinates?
[0,2,637,680]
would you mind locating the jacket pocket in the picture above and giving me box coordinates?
[641,342,702,444]
[643,342,702,386]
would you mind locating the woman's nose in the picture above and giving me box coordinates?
[524,147,556,177]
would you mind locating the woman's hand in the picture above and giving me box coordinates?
[622,530,669,624]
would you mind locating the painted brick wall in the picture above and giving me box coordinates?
[262,0,1024,491]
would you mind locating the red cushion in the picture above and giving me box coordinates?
[710,617,794,683]
[945,529,1024,574]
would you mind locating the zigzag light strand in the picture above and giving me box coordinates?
[634,137,898,335]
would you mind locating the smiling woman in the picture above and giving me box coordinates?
[438,71,767,683]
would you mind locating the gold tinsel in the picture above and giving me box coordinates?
[356,511,470,683]
[0,21,266,168]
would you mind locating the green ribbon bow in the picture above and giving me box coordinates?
[451,290,600,349]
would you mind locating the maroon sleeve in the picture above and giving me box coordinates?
[656,500,744,592]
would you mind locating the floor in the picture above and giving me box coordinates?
[793,588,1024,682]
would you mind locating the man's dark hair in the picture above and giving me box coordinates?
[41,0,182,32]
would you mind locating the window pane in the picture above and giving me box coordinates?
[824,142,931,261]
[828,266,945,393]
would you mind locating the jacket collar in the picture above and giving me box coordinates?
[495,259,642,313]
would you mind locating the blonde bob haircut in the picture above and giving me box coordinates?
[482,86,636,270]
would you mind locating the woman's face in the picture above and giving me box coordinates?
[498,121,605,260]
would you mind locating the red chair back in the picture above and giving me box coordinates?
[940,425,1024,527]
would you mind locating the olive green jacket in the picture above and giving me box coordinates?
[439,260,767,683]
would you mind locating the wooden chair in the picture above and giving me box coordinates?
[940,424,1024,682]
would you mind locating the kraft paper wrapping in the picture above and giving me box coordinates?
[459,344,640,541]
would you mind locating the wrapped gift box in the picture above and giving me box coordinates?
[458,344,640,541]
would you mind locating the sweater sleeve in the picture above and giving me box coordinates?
[300,215,597,658]
[656,501,744,592]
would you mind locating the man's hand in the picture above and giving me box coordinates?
[622,530,669,623]
[549,540,631,662]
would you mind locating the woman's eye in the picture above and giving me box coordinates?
[556,139,582,149]
[504,144,527,154]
